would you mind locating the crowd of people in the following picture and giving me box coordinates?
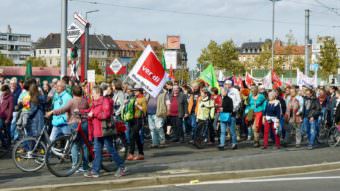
[1,76,340,178]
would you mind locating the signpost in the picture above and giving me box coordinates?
[67,23,84,44]
[87,70,95,83]
[109,58,123,74]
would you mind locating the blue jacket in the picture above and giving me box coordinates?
[248,93,267,113]
[52,91,72,127]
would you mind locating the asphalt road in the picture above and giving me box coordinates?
[124,170,340,191]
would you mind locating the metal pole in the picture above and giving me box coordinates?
[271,0,276,71]
[84,10,99,80]
[305,9,310,76]
[61,0,68,78]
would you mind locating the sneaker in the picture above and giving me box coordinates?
[119,147,126,152]
[133,155,144,160]
[231,144,238,150]
[295,144,301,148]
[307,145,313,150]
[127,154,134,161]
[254,142,260,148]
[115,167,127,177]
[84,171,99,178]
[76,167,87,174]
[149,144,159,149]
[217,145,224,150]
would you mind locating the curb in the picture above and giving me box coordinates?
[3,161,340,191]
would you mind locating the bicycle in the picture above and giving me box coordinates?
[327,123,340,147]
[45,112,128,177]
[193,119,210,149]
[12,117,52,172]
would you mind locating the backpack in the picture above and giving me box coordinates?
[121,97,135,122]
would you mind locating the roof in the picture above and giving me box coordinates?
[137,39,163,50]
[113,40,143,51]
[274,40,305,55]
[0,66,74,77]
[35,33,118,50]
[240,42,264,49]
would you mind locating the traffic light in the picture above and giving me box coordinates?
[70,46,78,59]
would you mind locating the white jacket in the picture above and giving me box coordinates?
[227,87,241,112]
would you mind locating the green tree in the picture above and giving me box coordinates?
[253,41,284,75]
[319,38,339,79]
[292,56,304,71]
[198,40,244,75]
[0,54,14,66]
[26,57,47,67]
[88,58,103,75]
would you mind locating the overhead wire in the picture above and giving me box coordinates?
[69,0,338,28]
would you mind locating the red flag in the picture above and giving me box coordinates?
[272,71,282,89]
[238,76,244,88]
[245,73,253,87]
[169,64,175,81]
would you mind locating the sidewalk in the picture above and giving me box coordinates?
[1,142,340,190]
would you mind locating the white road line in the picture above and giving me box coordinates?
[175,176,340,186]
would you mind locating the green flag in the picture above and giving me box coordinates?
[25,60,32,80]
[161,50,166,70]
[199,64,220,90]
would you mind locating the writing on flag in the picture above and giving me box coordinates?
[128,45,168,97]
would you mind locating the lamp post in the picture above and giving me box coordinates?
[84,10,99,80]
[270,0,281,71]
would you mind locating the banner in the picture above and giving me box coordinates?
[128,45,168,98]
[272,71,282,89]
[296,69,317,88]
[263,72,272,90]
[245,72,263,87]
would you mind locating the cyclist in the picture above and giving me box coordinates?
[84,86,126,178]
[46,85,90,173]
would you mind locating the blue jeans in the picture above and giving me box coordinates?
[190,114,197,140]
[219,117,237,146]
[148,115,165,145]
[92,136,124,174]
[49,125,71,142]
[303,117,317,146]
[10,112,19,142]
[69,122,89,170]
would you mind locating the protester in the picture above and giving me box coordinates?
[28,84,45,137]
[0,84,14,148]
[262,91,281,149]
[126,85,147,161]
[9,77,21,142]
[84,86,126,178]
[218,88,235,150]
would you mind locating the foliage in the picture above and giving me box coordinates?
[174,69,190,84]
[291,56,305,72]
[0,54,14,66]
[88,58,103,75]
[26,57,47,67]
[197,40,245,75]
[319,38,339,79]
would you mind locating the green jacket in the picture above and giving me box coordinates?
[196,96,215,121]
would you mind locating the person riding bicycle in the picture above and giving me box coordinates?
[84,86,126,178]
[46,85,90,173]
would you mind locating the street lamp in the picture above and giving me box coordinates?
[85,9,99,19]
[270,0,281,71]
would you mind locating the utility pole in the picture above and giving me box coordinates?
[270,0,280,71]
[305,9,310,76]
[61,0,68,78]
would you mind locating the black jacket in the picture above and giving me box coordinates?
[303,96,321,119]
[221,95,233,113]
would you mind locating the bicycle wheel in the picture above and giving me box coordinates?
[12,137,46,172]
[45,135,83,177]
[102,134,128,172]
[194,125,206,149]
[327,127,340,147]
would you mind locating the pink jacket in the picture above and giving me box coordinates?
[87,96,113,140]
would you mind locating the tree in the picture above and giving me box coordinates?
[319,38,339,79]
[0,54,14,66]
[291,56,304,72]
[198,40,245,75]
[26,57,47,67]
[88,58,103,75]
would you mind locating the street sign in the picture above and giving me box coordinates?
[310,63,319,72]
[109,58,123,74]
[87,70,95,83]
[67,23,84,44]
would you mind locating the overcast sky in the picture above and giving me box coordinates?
[1,0,340,69]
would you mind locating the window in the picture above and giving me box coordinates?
[44,50,46,54]
[57,49,60,54]
[102,51,105,56]
[49,50,52,54]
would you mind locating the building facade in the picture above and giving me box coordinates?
[35,33,118,67]
[0,25,33,65]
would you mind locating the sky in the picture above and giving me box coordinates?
[1,0,340,69]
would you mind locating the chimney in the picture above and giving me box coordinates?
[144,38,146,41]
[148,38,150,42]
[7,25,12,33]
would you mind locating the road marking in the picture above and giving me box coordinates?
[176,176,340,186]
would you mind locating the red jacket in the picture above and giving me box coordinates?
[211,94,222,113]
[0,92,14,124]
[87,96,113,140]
